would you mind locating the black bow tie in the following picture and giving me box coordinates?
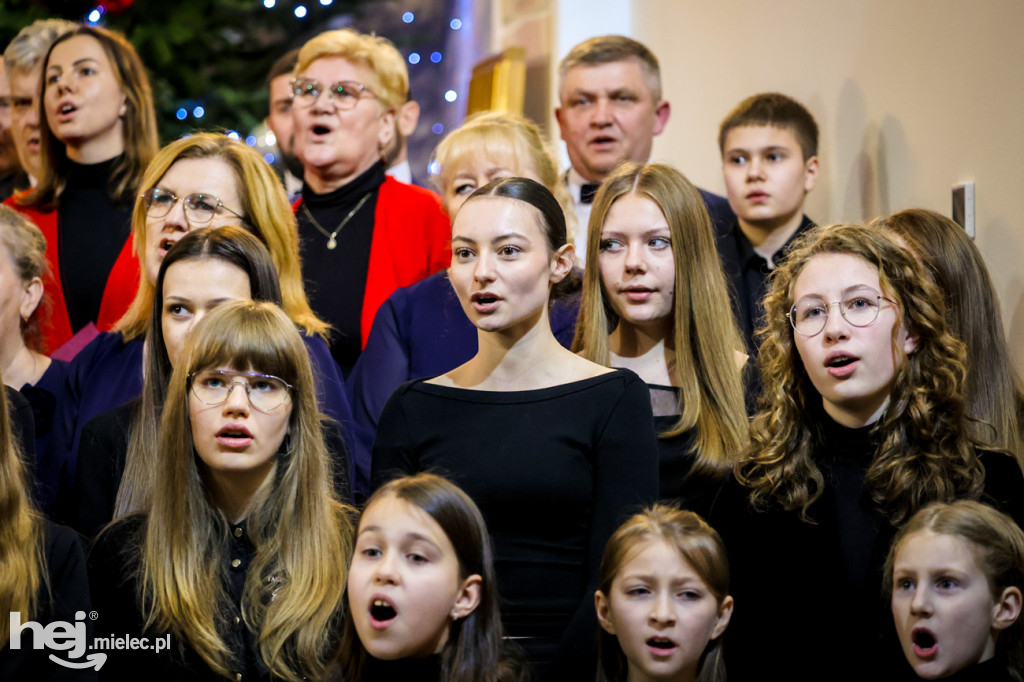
[580,182,600,204]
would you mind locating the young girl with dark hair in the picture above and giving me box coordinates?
[595,505,733,682]
[887,500,1024,681]
[708,223,1024,682]
[372,178,658,680]
[88,300,353,682]
[328,473,526,682]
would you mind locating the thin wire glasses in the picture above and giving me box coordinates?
[141,188,246,225]
[189,369,293,414]
[787,293,895,337]
[290,78,376,109]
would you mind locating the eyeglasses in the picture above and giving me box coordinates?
[787,294,895,337]
[290,78,376,110]
[189,369,293,414]
[141,188,246,225]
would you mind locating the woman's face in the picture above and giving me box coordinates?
[44,35,126,160]
[161,258,252,369]
[598,193,675,336]
[292,57,393,186]
[189,364,292,486]
[143,157,247,285]
[448,195,568,336]
[0,238,42,350]
[791,252,916,427]
[442,149,540,219]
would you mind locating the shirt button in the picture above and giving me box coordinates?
[231,558,241,568]
[233,527,243,538]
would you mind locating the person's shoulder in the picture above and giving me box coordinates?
[43,519,86,564]
[82,399,137,437]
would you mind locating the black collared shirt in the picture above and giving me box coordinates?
[716,214,816,357]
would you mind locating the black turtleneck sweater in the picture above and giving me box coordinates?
[707,407,1024,682]
[58,156,133,332]
[297,162,384,378]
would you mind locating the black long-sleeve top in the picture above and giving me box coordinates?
[371,369,659,681]
[707,411,1024,682]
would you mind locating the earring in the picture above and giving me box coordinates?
[120,102,127,117]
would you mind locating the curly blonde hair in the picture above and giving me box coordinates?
[737,223,985,525]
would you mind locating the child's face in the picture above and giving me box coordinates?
[791,252,916,427]
[596,538,732,682]
[892,531,1010,679]
[721,124,817,232]
[348,493,481,660]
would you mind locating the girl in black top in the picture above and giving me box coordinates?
[372,178,658,680]
[573,162,750,515]
[709,224,1024,682]
[88,301,353,681]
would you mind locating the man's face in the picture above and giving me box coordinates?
[267,73,296,156]
[555,58,669,183]
[9,63,44,180]
[0,58,21,175]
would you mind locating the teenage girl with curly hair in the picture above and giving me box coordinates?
[708,223,1024,682]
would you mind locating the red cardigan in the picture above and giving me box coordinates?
[4,196,139,354]
[295,176,451,346]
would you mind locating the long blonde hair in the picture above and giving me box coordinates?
[0,379,45,642]
[877,209,1024,465]
[573,162,749,479]
[115,132,328,340]
[138,301,352,681]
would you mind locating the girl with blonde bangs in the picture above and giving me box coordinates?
[48,134,354,521]
[573,162,748,512]
[0,378,93,679]
[877,208,1024,465]
[88,301,354,682]
[708,223,1024,682]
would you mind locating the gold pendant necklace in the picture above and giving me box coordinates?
[301,191,373,250]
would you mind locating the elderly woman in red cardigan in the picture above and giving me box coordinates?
[290,28,450,378]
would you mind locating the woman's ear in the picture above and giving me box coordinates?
[19,276,44,322]
[550,243,575,284]
[595,590,616,635]
[450,574,482,620]
[992,586,1022,632]
[377,109,397,157]
[710,595,734,640]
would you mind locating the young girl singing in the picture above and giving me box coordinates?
[595,504,733,682]
[887,500,1023,681]
[329,472,525,682]
[88,300,353,681]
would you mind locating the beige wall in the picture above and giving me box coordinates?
[630,0,1024,369]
